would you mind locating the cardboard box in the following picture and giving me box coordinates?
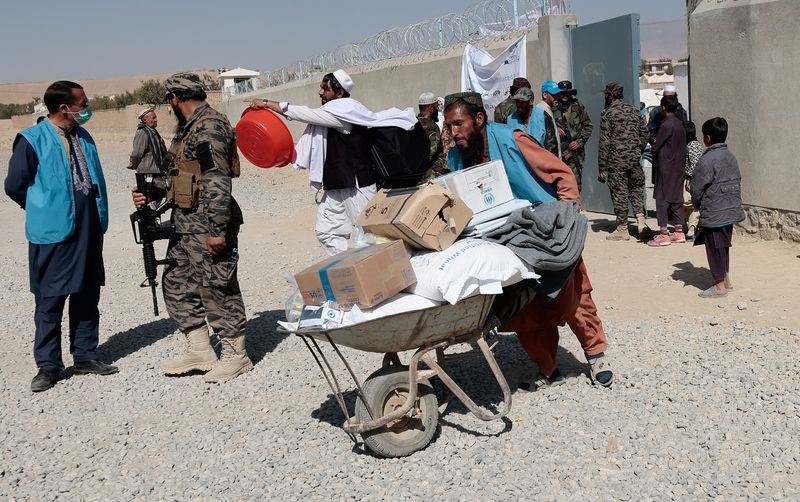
[433,160,514,214]
[294,241,417,309]
[355,183,473,251]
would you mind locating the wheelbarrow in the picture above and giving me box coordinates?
[277,294,512,458]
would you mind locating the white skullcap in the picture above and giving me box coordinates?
[418,92,437,105]
[663,85,677,94]
[137,107,155,120]
[332,69,354,93]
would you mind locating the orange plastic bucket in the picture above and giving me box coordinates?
[235,108,295,168]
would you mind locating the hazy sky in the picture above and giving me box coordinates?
[0,0,685,83]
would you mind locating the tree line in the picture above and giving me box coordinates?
[0,75,221,119]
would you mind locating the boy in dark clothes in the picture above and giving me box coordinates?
[689,117,745,298]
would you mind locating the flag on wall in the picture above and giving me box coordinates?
[461,36,527,120]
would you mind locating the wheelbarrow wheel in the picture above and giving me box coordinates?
[355,365,438,458]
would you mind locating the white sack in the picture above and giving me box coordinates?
[342,294,443,326]
[406,238,540,304]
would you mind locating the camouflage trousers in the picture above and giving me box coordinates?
[607,163,646,225]
[563,156,583,191]
[162,232,246,338]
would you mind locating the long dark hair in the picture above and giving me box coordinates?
[685,121,698,143]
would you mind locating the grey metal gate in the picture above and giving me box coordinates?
[570,14,641,214]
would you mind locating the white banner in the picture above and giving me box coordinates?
[460,36,527,120]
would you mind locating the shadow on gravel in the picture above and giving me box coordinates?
[307,334,587,439]
[438,336,586,417]
[100,317,176,364]
[437,416,513,438]
[246,309,290,364]
[589,218,617,234]
[312,389,359,428]
[97,310,287,367]
[671,261,711,291]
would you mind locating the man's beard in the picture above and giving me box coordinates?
[431,110,439,123]
[172,104,187,133]
[461,128,484,168]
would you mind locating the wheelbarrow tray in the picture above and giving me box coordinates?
[291,294,494,353]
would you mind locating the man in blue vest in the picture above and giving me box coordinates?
[5,80,116,393]
[506,86,561,159]
[443,92,613,388]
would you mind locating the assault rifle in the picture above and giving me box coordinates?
[130,171,176,315]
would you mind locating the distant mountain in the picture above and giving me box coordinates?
[0,70,216,105]
[640,19,687,60]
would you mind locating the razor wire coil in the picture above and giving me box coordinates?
[228,0,570,95]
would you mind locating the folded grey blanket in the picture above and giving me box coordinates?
[483,200,587,272]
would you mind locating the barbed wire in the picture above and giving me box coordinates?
[686,0,703,14]
[228,0,570,95]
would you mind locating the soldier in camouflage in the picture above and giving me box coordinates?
[598,82,651,241]
[493,77,530,124]
[554,81,593,191]
[132,73,252,382]
[417,92,448,179]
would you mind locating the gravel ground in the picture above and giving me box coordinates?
[1,142,799,500]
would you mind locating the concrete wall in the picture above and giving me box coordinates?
[672,61,689,119]
[689,0,800,234]
[224,15,576,138]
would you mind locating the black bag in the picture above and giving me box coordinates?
[368,122,432,188]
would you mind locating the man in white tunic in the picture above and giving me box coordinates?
[248,70,416,255]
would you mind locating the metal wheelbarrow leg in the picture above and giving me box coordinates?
[422,335,512,421]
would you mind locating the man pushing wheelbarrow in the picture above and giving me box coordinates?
[443,92,614,389]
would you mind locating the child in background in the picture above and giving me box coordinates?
[690,117,745,298]
[683,121,704,239]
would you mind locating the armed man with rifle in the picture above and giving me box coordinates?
[132,73,251,383]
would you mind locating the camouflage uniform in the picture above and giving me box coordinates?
[417,113,448,179]
[598,97,650,225]
[163,100,246,340]
[493,96,516,124]
[555,100,593,190]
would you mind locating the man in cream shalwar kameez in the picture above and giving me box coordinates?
[248,70,417,255]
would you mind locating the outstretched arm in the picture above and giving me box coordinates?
[245,99,349,131]
[515,131,580,204]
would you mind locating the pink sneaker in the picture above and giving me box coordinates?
[647,233,672,247]
[671,232,687,243]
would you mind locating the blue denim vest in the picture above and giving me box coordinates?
[447,122,557,205]
[506,108,547,147]
[19,120,108,244]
